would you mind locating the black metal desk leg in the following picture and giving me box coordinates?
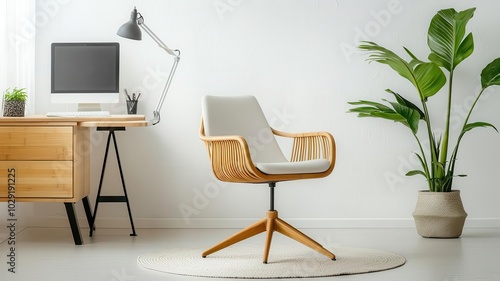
[64,202,83,245]
[89,129,113,237]
[90,127,137,237]
[111,129,137,236]
[82,196,93,230]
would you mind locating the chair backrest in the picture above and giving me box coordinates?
[202,95,288,164]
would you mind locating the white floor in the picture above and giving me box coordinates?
[1,226,499,281]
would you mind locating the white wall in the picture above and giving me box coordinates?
[10,0,500,229]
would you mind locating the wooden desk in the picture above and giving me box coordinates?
[0,115,147,244]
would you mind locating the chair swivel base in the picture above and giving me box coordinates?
[202,210,336,263]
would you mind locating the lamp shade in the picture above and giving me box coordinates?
[117,7,142,40]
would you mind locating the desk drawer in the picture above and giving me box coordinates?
[0,161,73,198]
[0,127,73,161]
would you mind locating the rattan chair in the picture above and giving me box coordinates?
[199,95,336,263]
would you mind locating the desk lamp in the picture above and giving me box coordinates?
[117,7,180,125]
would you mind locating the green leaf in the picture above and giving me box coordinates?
[359,41,446,101]
[413,62,447,99]
[430,133,442,179]
[385,89,425,119]
[348,101,404,122]
[3,87,28,101]
[481,58,500,89]
[385,100,421,134]
[462,122,498,136]
[406,170,426,177]
[359,41,416,83]
[428,8,476,71]
[348,100,393,112]
[455,33,474,66]
[348,97,422,134]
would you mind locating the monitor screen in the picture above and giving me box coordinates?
[51,42,120,107]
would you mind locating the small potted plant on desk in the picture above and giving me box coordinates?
[2,87,28,117]
[348,7,500,238]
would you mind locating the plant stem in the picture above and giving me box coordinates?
[438,70,454,186]
[419,96,438,191]
[413,133,431,189]
[447,87,486,186]
[463,88,484,133]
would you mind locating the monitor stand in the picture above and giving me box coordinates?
[78,103,102,112]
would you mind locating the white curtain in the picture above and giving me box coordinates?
[1,0,36,115]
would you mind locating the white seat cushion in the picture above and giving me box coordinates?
[255,159,331,175]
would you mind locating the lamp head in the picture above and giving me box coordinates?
[117,7,142,40]
[116,7,180,125]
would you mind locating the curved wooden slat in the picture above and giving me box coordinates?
[200,119,336,184]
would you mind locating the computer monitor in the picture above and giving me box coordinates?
[51,42,120,111]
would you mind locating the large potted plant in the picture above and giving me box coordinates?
[3,87,28,117]
[348,7,500,238]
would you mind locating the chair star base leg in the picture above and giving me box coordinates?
[202,210,336,263]
[275,215,336,260]
[202,217,267,257]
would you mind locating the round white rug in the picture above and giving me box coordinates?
[137,244,406,279]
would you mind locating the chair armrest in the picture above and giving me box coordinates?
[199,119,336,182]
[272,129,336,165]
[199,120,264,182]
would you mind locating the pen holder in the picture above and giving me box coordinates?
[126,100,138,114]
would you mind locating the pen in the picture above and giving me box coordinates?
[124,88,132,101]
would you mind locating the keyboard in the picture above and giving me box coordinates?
[46,111,111,117]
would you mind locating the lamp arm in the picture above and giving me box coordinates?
[138,20,179,57]
[137,18,181,125]
[151,56,180,125]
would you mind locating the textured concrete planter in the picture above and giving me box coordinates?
[3,100,26,117]
[412,190,467,238]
